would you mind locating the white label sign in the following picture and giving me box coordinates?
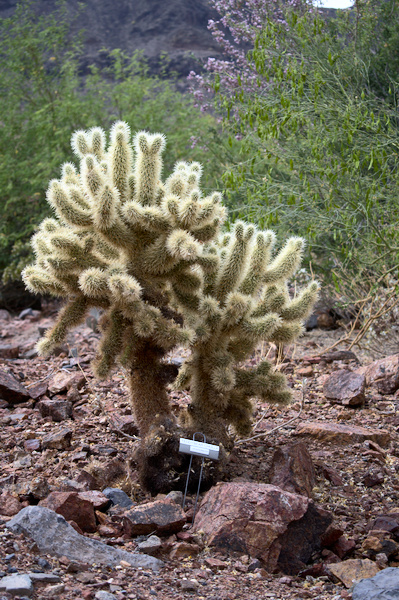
[179,438,220,460]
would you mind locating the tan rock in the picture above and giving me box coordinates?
[357,354,399,394]
[294,422,390,447]
[48,371,86,395]
[328,558,380,588]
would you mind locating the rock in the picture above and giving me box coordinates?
[357,354,399,395]
[165,490,184,505]
[27,573,61,583]
[77,491,110,511]
[323,370,366,407]
[0,343,20,359]
[180,578,200,591]
[81,458,126,490]
[41,583,65,597]
[107,413,139,436]
[0,309,11,321]
[24,439,41,453]
[322,465,344,486]
[28,381,48,400]
[123,499,186,536]
[363,469,385,487]
[7,506,163,571]
[39,492,97,533]
[321,524,345,547]
[0,574,33,597]
[328,558,380,588]
[16,477,50,501]
[296,366,314,377]
[294,422,391,447]
[204,557,228,570]
[169,542,201,559]
[192,482,333,574]
[269,442,316,498]
[353,567,399,599]
[361,536,398,559]
[331,536,356,559]
[48,372,86,396]
[95,592,117,600]
[0,369,31,404]
[42,428,72,450]
[37,397,73,422]
[102,488,134,509]
[368,515,399,540]
[137,535,162,555]
[0,491,23,516]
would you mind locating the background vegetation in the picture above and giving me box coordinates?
[1,0,398,304]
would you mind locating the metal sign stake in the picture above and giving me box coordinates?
[179,432,220,526]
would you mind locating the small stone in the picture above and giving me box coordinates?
[42,428,72,450]
[102,488,134,509]
[23,439,41,453]
[0,344,20,359]
[48,372,85,395]
[37,398,72,422]
[95,592,117,600]
[328,558,380,588]
[269,441,316,497]
[357,354,399,395]
[0,309,11,321]
[107,413,139,436]
[27,573,61,583]
[28,381,48,400]
[77,491,110,511]
[0,369,31,404]
[137,535,162,555]
[0,491,23,517]
[331,536,356,559]
[41,583,65,597]
[36,558,51,570]
[165,491,184,505]
[169,542,201,559]
[296,366,314,377]
[123,499,186,536]
[180,578,200,591]
[294,422,391,447]
[204,557,228,570]
[363,470,384,487]
[323,370,366,406]
[39,492,97,533]
[0,574,33,597]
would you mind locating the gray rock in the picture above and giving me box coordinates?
[6,506,163,571]
[353,567,399,600]
[0,574,33,597]
[27,573,61,583]
[165,491,184,505]
[102,488,134,508]
[137,535,162,555]
[95,592,117,600]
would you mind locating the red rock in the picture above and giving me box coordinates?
[0,343,20,359]
[193,482,333,574]
[296,366,314,377]
[0,369,31,404]
[204,557,228,570]
[77,490,110,511]
[108,413,139,436]
[331,536,356,559]
[48,371,86,395]
[321,524,345,547]
[357,354,399,394]
[323,370,365,406]
[0,490,23,516]
[269,442,316,497]
[123,499,186,536]
[24,439,41,452]
[39,491,97,532]
[37,397,73,422]
[322,465,343,486]
[294,422,391,447]
[28,381,48,400]
[363,469,384,487]
[169,542,201,559]
[42,428,72,450]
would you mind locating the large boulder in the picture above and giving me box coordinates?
[352,567,399,600]
[192,482,332,574]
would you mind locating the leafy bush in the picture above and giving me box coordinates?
[205,6,399,293]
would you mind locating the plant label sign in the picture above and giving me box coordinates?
[179,438,220,460]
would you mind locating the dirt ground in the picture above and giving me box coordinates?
[0,301,398,600]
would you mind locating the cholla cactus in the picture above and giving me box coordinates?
[175,221,319,440]
[23,121,318,493]
[22,122,226,443]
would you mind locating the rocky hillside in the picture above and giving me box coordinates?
[0,0,222,76]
